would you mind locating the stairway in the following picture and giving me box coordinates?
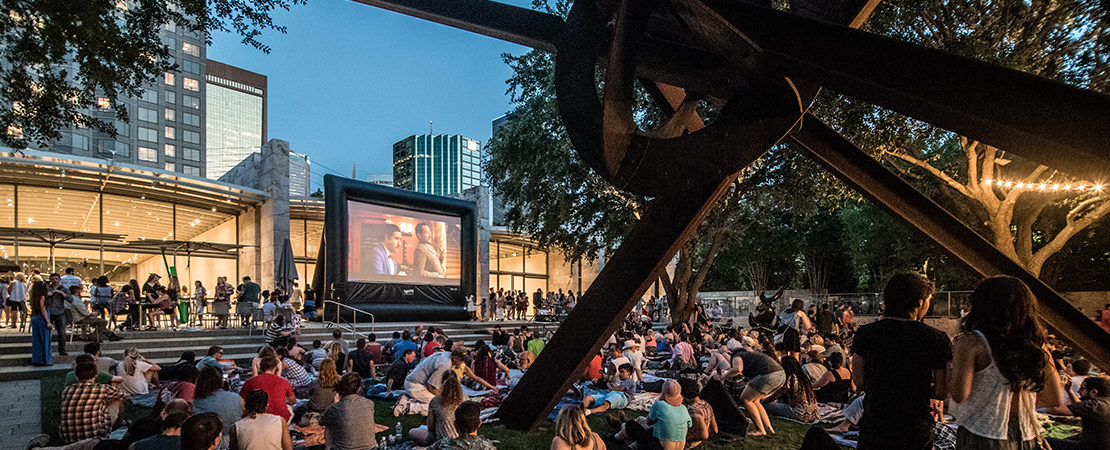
[0,319,560,381]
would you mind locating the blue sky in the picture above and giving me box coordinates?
[206,0,535,193]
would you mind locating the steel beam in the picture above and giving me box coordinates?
[790,114,1110,371]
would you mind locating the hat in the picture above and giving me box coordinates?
[726,339,743,352]
[150,273,161,278]
[660,379,682,406]
[622,340,640,350]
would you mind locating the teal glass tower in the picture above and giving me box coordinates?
[393,134,482,196]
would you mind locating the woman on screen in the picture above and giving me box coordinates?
[413,222,446,278]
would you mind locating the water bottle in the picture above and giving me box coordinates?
[379,436,388,449]
[395,422,403,440]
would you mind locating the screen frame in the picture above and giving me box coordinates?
[323,174,477,309]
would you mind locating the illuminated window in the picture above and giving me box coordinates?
[165,162,175,171]
[7,125,22,139]
[97,98,111,109]
[182,42,199,57]
[183,77,198,91]
[164,108,175,121]
[164,144,175,157]
[164,72,174,85]
[138,146,157,162]
[164,126,174,139]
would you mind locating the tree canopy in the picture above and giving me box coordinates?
[0,0,304,149]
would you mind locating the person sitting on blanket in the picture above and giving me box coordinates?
[400,348,498,416]
[582,364,638,415]
[614,379,691,450]
[409,370,465,445]
[427,401,497,450]
[603,345,631,390]
[1044,376,1110,450]
[827,393,957,450]
[680,378,718,449]
[765,356,819,422]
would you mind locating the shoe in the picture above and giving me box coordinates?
[393,396,410,416]
[108,333,123,342]
[25,433,50,450]
[58,352,68,356]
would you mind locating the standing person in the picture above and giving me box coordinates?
[29,281,52,366]
[777,298,812,360]
[852,273,951,450]
[236,276,261,326]
[60,267,83,293]
[551,403,606,450]
[193,280,207,326]
[229,390,293,450]
[0,275,8,328]
[213,276,232,329]
[495,290,506,321]
[89,276,114,321]
[716,347,784,436]
[814,303,838,337]
[319,372,378,450]
[7,272,28,331]
[949,276,1062,448]
[47,273,69,355]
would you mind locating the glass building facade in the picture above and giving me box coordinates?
[205,65,265,180]
[393,135,481,197]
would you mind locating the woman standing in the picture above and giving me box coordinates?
[551,403,606,450]
[193,280,208,326]
[949,276,1062,448]
[89,276,114,321]
[777,299,812,359]
[214,276,232,329]
[412,222,446,278]
[6,273,28,331]
[28,281,51,366]
[409,370,465,445]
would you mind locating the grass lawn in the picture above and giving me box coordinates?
[40,374,837,449]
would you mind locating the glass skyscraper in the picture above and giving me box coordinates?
[393,134,481,196]
[205,60,266,180]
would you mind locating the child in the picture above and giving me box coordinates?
[582,364,638,415]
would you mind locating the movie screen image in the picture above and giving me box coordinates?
[347,200,462,286]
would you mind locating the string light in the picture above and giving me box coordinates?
[983,179,1103,193]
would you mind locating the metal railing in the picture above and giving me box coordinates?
[323,300,375,338]
[694,290,973,319]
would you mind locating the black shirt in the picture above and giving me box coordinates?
[852,318,951,445]
[491,330,509,346]
[384,359,409,389]
[350,348,375,379]
[1066,397,1110,449]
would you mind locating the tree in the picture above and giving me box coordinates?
[814,0,1110,281]
[0,0,304,149]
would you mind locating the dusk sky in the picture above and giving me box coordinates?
[206,0,536,193]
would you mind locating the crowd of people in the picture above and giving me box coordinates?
[21,275,1110,450]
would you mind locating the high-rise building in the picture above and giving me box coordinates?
[366,173,394,186]
[393,134,481,196]
[41,23,208,176]
[205,60,266,180]
[289,151,311,197]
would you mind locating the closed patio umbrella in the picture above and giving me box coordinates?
[276,237,299,294]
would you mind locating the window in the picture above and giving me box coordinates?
[138,146,157,162]
[164,144,175,157]
[183,60,200,74]
[97,97,111,109]
[164,108,175,121]
[183,95,199,109]
[72,134,89,151]
[115,142,129,157]
[183,112,200,127]
[183,148,200,161]
[164,126,175,139]
[164,72,175,85]
[164,22,175,32]
[183,130,199,144]
[112,120,129,137]
[138,89,156,103]
[137,107,157,123]
[182,42,199,57]
[183,77,198,91]
[165,162,175,171]
[165,91,175,104]
[164,38,176,51]
[138,127,157,142]
[183,166,201,176]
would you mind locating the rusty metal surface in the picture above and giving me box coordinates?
[790,115,1110,372]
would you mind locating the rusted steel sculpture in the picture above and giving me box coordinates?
[354,0,1110,429]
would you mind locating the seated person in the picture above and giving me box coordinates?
[195,346,231,373]
[812,352,853,405]
[64,354,122,386]
[130,411,188,450]
[264,314,293,344]
[65,285,120,341]
[385,349,417,392]
[801,350,828,384]
[1045,376,1110,450]
[180,413,224,450]
[551,403,606,450]
[410,371,465,445]
[582,364,638,416]
[427,401,497,450]
[145,287,176,331]
[615,380,691,450]
[680,378,717,449]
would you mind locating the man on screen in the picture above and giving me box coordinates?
[373,224,404,276]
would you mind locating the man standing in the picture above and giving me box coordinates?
[235,276,260,325]
[60,268,83,293]
[852,273,951,450]
[47,273,69,355]
[60,361,130,444]
[815,303,838,337]
[372,224,403,276]
[1045,377,1110,450]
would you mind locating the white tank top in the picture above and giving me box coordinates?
[951,330,1041,440]
[234,414,284,450]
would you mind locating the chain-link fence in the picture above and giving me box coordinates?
[695,290,972,319]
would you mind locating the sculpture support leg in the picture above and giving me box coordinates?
[790,114,1110,371]
[494,175,738,430]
